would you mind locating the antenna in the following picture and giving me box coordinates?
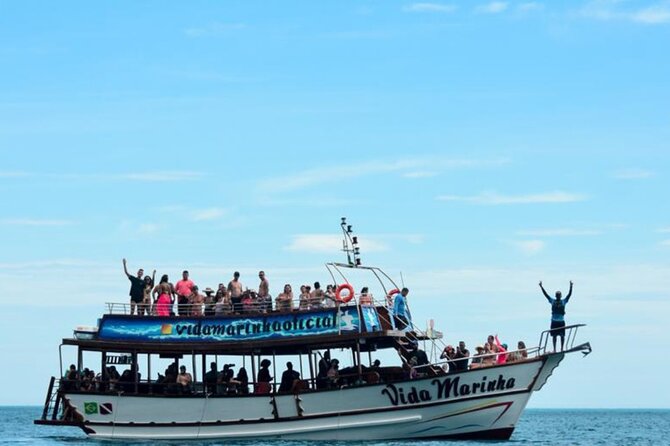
[340,217,362,267]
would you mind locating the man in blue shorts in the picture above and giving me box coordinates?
[539,280,573,351]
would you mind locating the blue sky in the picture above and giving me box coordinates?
[1,0,668,407]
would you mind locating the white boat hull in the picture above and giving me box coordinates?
[62,354,564,440]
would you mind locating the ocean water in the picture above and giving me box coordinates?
[3,407,668,445]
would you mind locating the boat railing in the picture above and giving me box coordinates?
[537,323,586,354]
[104,299,359,316]
[416,346,544,374]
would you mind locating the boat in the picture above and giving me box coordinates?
[35,218,592,440]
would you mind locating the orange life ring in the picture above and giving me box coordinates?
[335,283,355,303]
[387,288,400,298]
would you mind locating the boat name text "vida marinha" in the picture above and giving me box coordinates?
[381,375,517,406]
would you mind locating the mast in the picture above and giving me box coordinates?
[340,217,361,267]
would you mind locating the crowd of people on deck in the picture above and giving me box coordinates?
[122,259,412,325]
[437,336,528,372]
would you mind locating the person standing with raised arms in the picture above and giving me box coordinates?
[539,280,574,352]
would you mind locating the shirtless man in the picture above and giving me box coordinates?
[258,271,271,312]
[228,271,244,313]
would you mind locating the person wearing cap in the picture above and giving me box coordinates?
[203,287,216,316]
[470,345,486,369]
[539,280,574,351]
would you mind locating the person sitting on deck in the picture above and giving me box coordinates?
[204,362,218,393]
[240,290,257,313]
[106,365,120,390]
[481,344,496,367]
[203,287,216,316]
[218,364,241,394]
[177,365,193,394]
[324,284,337,308]
[454,341,470,371]
[256,359,273,394]
[327,359,340,388]
[539,280,574,351]
[359,287,373,305]
[276,284,294,312]
[470,346,486,369]
[279,362,301,393]
[495,335,508,364]
[215,284,231,315]
[119,365,141,392]
[316,351,331,389]
[189,285,204,316]
[309,282,324,309]
[236,367,249,394]
[485,335,498,354]
[440,345,457,372]
[393,288,412,330]
[508,341,529,362]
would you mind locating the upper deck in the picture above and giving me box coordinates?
[66,302,438,355]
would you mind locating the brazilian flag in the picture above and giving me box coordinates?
[84,402,98,415]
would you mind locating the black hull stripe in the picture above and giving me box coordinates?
[83,388,531,428]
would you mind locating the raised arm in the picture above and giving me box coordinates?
[122,258,131,278]
[152,269,156,284]
[565,281,573,302]
[539,281,552,300]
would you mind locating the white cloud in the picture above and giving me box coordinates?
[511,239,545,255]
[436,191,587,205]
[517,228,602,237]
[612,168,655,180]
[661,239,670,247]
[191,208,226,222]
[285,234,388,253]
[257,157,508,194]
[580,0,670,25]
[476,1,509,14]
[403,3,457,13]
[0,218,73,226]
[184,22,246,37]
[631,4,670,23]
[658,227,670,233]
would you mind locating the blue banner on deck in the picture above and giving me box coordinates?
[98,308,361,342]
